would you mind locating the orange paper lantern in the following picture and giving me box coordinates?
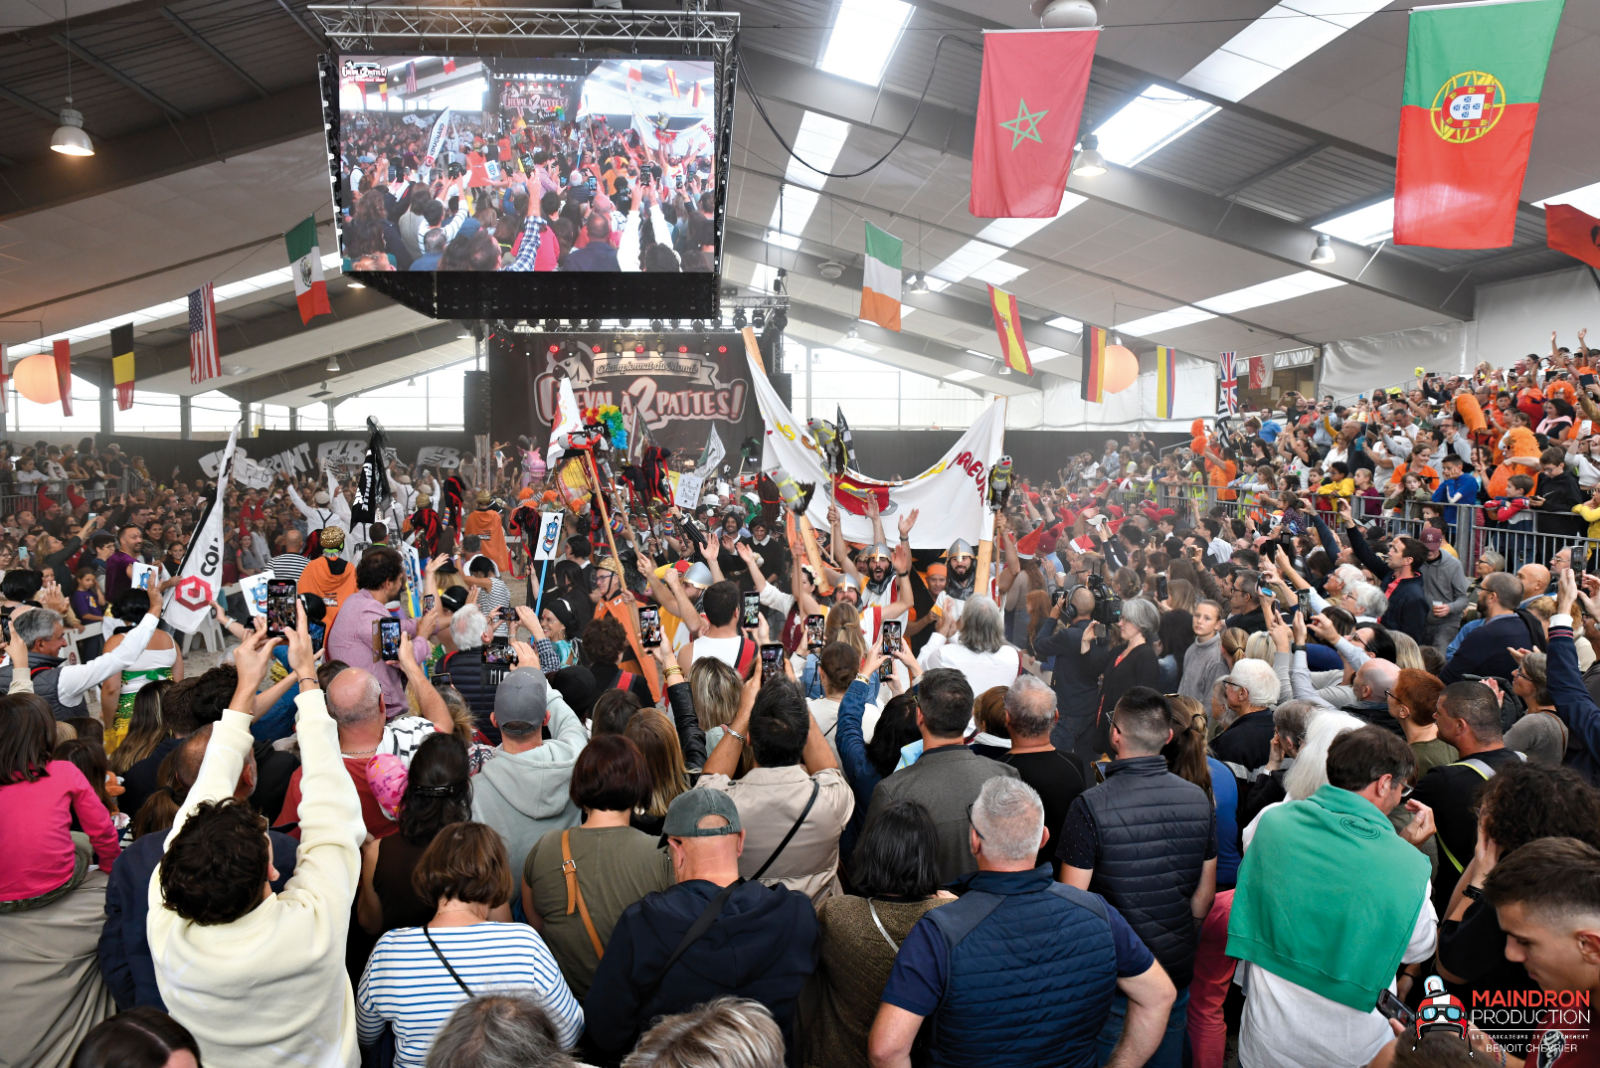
[1102,344,1138,394]
[13,353,60,404]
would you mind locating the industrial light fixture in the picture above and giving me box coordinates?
[906,272,929,294]
[847,326,859,340]
[691,319,705,332]
[655,339,667,355]
[618,318,632,328]
[753,309,766,328]
[732,309,748,328]
[937,378,946,390]
[996,356,1012,376]
[407,377,416,387]
[650,318,665,332]
[325,355,341,373]
[586,318,600,331]
[670,319,681,330]
[542,318,561,331]
[1310,233,1336,265]
[51,98,93,156]
[1072,133,1106,177]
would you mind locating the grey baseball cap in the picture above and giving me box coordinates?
[662,788,742,838]
[493,668,549,736]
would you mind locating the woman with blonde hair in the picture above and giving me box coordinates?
[1220,627,1250,668]
[1388,631,1426,671]
[624,709,690,836]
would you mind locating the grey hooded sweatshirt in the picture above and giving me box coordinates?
[470,692,589,871]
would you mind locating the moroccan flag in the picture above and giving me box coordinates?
[111,323,135,411]
[285,215,331,324]
[1547,202,1600,270]
[1081,326,1107,403]
[52,339,72,417]
[860,222,902,331]
[988,285,1032,375]
[970,28,1098,218]
[1155,346,1176,418]
[1394,0,1564,249]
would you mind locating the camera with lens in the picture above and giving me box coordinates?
[1084,573,1122,629]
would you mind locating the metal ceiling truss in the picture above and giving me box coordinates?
[307,6,739,49]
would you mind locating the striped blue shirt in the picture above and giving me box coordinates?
[357,923,583,1067]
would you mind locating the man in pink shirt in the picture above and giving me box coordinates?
[323,547,442,719]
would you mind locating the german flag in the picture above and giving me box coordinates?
[1081,326,1107,403]
[1155,346,1176,418]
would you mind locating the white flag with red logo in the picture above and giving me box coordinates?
[1248,354,1274,391]
[163,422,239,633]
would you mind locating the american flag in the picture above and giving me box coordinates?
[1218,351,1238,415]
[405,61,417,94]
[188,283,221,385]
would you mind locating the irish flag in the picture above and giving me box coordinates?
[860,222,902,331]
[1394,0,1564,249]
[286,215,331,324]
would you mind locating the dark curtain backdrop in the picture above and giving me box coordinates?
[847,430,1187,485]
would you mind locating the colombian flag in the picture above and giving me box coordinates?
[1081,326,1107,403]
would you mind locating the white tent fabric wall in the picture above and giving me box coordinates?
[1006,350,1217,432]
[1475,266,1600,366]
[1319,321,1472,401]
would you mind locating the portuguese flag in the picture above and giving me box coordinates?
[285,215,331,325]
[1394,0,1564,249]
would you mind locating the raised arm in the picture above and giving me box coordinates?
[830,503,863,583]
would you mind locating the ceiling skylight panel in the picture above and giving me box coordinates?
[1178,0,1395,103]
[1314,199,1395,247]
[1116,306,1217,338]
[1093,87,1220,167]
[1196,271,1345,314]
[818,0,915,87]
[1536,181,1600,216]
[976,192,1087,246]
[928,239,1008,284]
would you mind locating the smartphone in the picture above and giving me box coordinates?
[805,613,826,647]
[639,605,663,648]
[742,590,761,629]
[265,580,298,637]
[1575,544,1590,572]
[496,606,518,624]
[375,617,402,661]
[1582,372,1598,388]
[481,640,517,666]
[881,619,903,656]
[1375,988,1416,1028]
[760,642,783,683]
[1156,575,1168,601]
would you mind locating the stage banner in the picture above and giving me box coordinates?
[748,354,1007,550]
[519,331,765,471]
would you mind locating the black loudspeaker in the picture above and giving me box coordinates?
[770,372,792,408]
[464,370,491,437]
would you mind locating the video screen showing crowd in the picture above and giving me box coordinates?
[335,56,718,274]
[18,333,1600,1068]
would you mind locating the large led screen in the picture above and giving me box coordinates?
[328,53,726,317]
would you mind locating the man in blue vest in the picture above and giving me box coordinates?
[1058,686,1217,1067]
[868,776,1174,1068]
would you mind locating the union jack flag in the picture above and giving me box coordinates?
[1218,351,1238,415]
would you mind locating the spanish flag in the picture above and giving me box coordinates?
[667,67,680,98]
[987,284,1032,375]
[1155,346,1176,418]
[111,323,135,411]
[1081,325,1107,403]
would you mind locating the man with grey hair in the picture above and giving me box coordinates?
[999,675,1087,869]
[1238,699,1321,831]
[870,775,1175,1068]
[440,602,501,740]
[918,596,1021,698]
[470,665,588,874]
[1349,582,1388,624]
[1,584,163,719]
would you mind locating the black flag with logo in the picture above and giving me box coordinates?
[835,404,857,473]
[349,416,392,525]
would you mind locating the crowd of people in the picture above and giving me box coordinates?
[339,108,717,274]
[6,335,1600,1068]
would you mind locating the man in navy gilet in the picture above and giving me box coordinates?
[868,776,1174,1068]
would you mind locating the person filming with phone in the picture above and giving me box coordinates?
[324,547,446,721]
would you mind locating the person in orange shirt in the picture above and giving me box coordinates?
[295,525,358,633]
[460,489,511,574]
[1203,444,1237,502]
[590,554,661,702]
[1453,390,1487,434]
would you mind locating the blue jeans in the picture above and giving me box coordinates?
[1096,984,1188,1068]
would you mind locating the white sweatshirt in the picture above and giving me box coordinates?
[148,691,365,1068]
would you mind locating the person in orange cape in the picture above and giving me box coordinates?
[295,525,358,633]
[590,554,661,702]
[460,489,511,574]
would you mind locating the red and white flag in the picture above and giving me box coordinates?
[1248,354,1274,390]
[188,283,222,384]
[970,29,1099,218]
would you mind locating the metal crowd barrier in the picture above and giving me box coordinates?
[0,479,109,522]
[1092,483,1593,576]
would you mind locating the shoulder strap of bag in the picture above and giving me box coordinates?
[421,926,473,997]
[637,878,744,1009]
[734,636,758,678]
[616,670,636,694]
[750,778,821,882]
[561,829,606,961]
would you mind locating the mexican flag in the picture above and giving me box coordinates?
[1393,0,1564,249]
[285,215,331,324]
[860,222,902,331]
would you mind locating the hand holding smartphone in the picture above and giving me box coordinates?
[265,580,298,638]
[880,620,903,656]
[741,590,762,629]
[374,617,402,662]
[759,642,783,683]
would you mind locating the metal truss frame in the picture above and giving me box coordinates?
[307,6,739,49]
